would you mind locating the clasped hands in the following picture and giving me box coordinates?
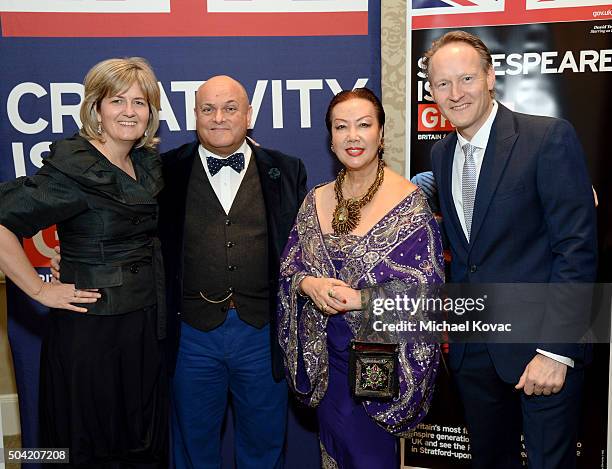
[299,276,361,315]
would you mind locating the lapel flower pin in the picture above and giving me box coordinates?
[268,167,281,180]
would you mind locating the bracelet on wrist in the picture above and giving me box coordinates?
[360,289,370,310]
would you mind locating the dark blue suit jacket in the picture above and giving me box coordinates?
[157,141,307,381]
[431,103,597,382]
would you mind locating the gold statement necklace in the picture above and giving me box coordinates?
[332,158,385,235]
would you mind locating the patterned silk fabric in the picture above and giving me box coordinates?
[277,187,445,435]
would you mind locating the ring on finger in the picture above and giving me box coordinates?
[74,289,79,298]
[327,289,335,299]
[321,304,328,313]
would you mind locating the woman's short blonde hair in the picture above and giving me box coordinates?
[79,57,161,150]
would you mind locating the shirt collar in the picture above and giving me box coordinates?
[198,140,251,164]
[456,100,498,151]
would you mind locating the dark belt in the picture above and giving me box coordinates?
[60,237,167,340]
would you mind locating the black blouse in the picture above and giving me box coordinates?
[0,135,166,335]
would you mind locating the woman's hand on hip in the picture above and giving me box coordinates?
[34,282,100,313]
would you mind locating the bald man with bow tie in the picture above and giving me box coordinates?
[158,75,307,468]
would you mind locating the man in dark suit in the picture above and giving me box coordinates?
[158,75,307,468]
[424,31,597,469]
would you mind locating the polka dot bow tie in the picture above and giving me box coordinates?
[206,153,245,176]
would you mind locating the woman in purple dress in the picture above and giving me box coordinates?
[277,88,444,468]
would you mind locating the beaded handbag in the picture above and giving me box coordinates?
[348,340,399,400]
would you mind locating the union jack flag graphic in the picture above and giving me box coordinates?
[526,0,612,9]
[411,0,611,29]
[0,0,367,37]
[0,0,169,13]
[207,0,367,13]
[411,0,504,17]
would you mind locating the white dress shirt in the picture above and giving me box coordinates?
[199,141,252,215]
[450,100,573,368]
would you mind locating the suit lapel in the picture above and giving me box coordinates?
[440,133,469,249]
[468,104,518,249]
[252,145,282,258]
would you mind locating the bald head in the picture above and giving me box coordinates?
[195,75,252,156]
[197,75,249,104]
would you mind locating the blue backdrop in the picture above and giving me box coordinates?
[0,3,381,467]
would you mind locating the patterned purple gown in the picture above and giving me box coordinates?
[277,187,445,468]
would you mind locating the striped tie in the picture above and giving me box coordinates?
[462,143,477,240]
